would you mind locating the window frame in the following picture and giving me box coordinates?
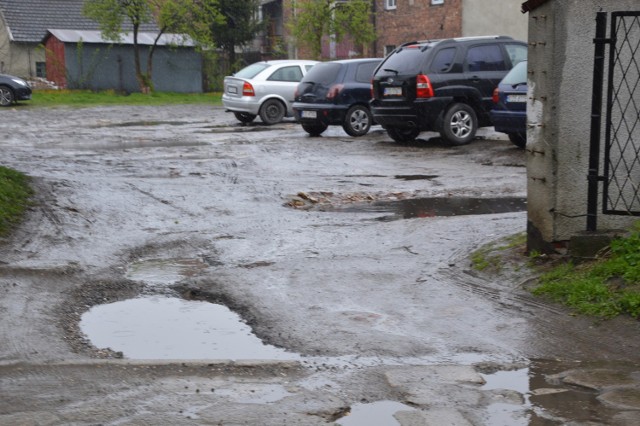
[385,0,397,11]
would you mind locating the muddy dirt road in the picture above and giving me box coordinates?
[1,105,640,425]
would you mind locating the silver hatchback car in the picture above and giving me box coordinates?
[222,60,318,125]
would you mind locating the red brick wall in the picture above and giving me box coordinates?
[44,35,67,88]
[374,0,462,56]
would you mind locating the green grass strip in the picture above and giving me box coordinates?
[0,166,34,237]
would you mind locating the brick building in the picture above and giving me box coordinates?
[374,0,527,58]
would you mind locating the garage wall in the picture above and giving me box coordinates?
[64,43,203,93]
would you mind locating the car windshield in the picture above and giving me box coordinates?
[377,46,428,76]
[234,63,271,79]
[501,61,527,86]
[300,62,342,86]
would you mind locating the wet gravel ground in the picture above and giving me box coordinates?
[1,104,640,425]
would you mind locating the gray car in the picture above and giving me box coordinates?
[0,73,32,107]
[222,60,318,125]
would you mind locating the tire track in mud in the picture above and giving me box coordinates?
[438,266,640,361]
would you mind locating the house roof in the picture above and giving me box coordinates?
[46,29,194,47]
[0,0,158,43]
[521,0,553,13]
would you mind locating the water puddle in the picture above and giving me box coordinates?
[95,120,194,128]
[125,258,208,285]
[329,197,526,220]
[80,296,299,360]
[481,368,530,426]
[336,401,416,426]
[394,174,439,181]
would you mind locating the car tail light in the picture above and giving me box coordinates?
[242,82,255,96]
[327,84,344,100]
[492,87,500,104]
[416,74,434,98]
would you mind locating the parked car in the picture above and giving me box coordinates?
[293,58,382,137]
[0,73,32,107]
[222,60,319,125]
[490,60,528,148]
[370,35,527,145]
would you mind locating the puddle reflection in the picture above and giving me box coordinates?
[336,401,415,426]
[80,296,299,360]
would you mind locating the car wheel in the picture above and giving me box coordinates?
[440,102,477,145]
[259,99,285,125]
[508,132,526,149]
[0,85,14,107]
[386,126,420,143]
[233,112,256,123]
[301,122,328,136]
[343,105,372,137]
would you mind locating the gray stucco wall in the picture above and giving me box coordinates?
[462,0,528,42]
[64,43,203,93]
[526,0,639,251]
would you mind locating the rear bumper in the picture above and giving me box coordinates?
[490,109,526,134]
[292,102,347,125]
[370,98,450,130]
[222,95,261,115]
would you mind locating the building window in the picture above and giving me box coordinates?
[432,0,444,5]
[385,0,397,10]
[384,45,396,56]
[36,62,46,78]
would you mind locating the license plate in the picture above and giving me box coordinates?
[301,110,317,119]
[227,86,237,94]
[506,94,527,103]
[384,87,402,96]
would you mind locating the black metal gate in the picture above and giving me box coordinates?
[587,11,640,231]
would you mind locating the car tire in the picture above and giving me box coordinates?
[386,126,420,143]
[233,112,256,123]
[440,102,477,146]
[302,122,328,136]
[343,105,372,137]
[259,99,286,125]
[508,132,526,149]
[0,85,14,107]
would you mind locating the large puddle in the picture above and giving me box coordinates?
[325,197,527,220]
[80,296,298,360]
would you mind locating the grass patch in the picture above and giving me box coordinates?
[30,90,222,107]
[471,232,527,272]
[533,223,640,319]
[0,166,34,237]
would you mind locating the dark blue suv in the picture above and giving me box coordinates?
[293,58,382,137]
[370,36,527,145]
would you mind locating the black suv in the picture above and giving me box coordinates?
[370,36,527,144]
[293,58,382,137]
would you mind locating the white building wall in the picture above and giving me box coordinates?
[526,0,639,252]
[462,0,528,41]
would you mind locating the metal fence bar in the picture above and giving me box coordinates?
[603,12,640,216]
[587,12,609,231]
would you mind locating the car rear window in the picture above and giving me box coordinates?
[429,47,456,73]
[301,62,342,85]
[376,47,428,75]
[501,61,528,85]
[234,63,271,79]
[355,61,380,83]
